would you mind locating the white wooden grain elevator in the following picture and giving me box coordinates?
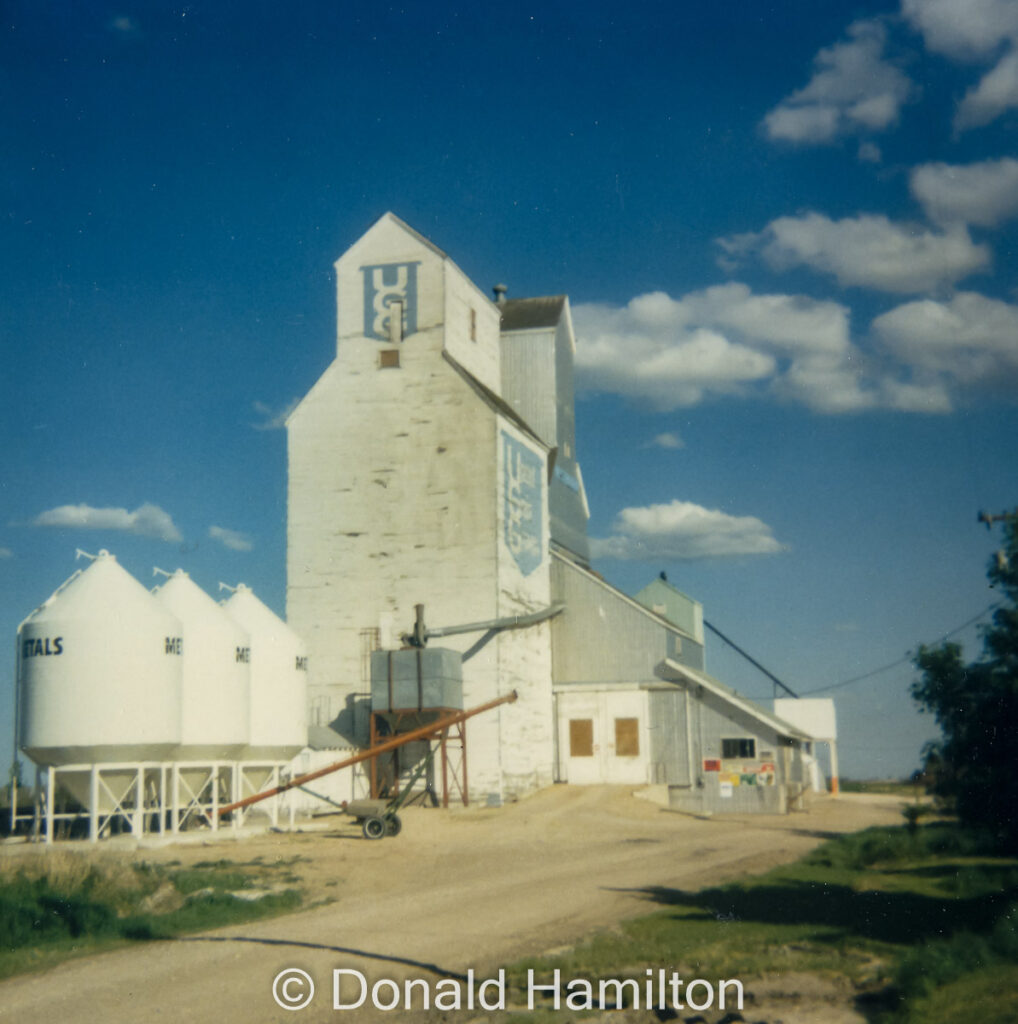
[286,213,821,810]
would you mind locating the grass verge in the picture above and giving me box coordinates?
[501,822,1018,1022]
[0,851,308,980]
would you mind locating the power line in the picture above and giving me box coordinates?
[800,601,1002,696]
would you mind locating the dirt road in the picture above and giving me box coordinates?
[0,788,906,1023]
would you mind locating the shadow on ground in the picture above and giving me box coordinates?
[608,877,1018,945]
[181,934,467,979]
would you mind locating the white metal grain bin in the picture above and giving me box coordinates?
[151,570,250,761]
[220,584,307,761]
[17,550,183,768]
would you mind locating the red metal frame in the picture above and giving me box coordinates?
[369,710,469,807]
[216,691,515,817]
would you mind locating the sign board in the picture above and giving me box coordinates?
[360,261,421,340]
[502,432,543,576]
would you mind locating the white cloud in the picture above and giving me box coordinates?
[31,503,182,542]
[590,500,786,561]
[902,0,1018,60]
[682,284,851,353]
[770,355,878,413]
[573,282,969,415]
[252,398,300,430]
[858,141,883,163]
[955,49,1018,129]
[723,212,991,293]
[0,547,12,559]
[902,1,1018,131]
[574,303,774,409]
[208,525,254,552]
[644,432,685,450]
[107,15,141,36]
[911,157,1018,226]
[764,105,840,144]
[873,291,1018,390]
[575,284,897,414]
[763,19,914,143]
[574,284,872,412]
[876,378,953,413]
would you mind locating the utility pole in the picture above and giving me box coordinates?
[978,508,1018,529]
[977,509,1015,571]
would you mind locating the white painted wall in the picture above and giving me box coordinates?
[556,687,650,786]
[494,419,555,797]
[774,698,837,741]
[287,214,555,802]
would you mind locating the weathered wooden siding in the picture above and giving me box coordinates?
[287,215,554,803]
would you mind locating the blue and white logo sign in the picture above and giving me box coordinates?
[360,261,420,340]
[502,432,543,576]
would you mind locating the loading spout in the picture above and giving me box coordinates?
[216,690,518,817]
[403,602,564,647]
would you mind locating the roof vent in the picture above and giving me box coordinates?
[493,283,507,305]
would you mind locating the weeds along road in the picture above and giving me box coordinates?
[0,787,905,1024]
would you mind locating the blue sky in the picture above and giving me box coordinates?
[3,1,1017,781]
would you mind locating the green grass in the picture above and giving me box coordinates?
[502,823,1018,1023]
[0,852,306,979]
[903,963,1018,1024]
[117,888,302,940]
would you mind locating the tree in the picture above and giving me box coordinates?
[911,513,1018,849]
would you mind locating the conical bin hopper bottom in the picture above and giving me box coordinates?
[56,768,139,816]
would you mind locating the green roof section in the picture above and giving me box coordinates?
[635,576,704,645]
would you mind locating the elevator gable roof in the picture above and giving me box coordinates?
[500,295,567,331]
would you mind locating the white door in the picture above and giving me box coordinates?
[561,694,604,784]
[601,690,648,784]
[559,692,648,784]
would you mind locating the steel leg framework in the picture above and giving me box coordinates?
[368,712,468,807]
[216,690,517,818]
[15,760,291,843]
[14,692,517,840]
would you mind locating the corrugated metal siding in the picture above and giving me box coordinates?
[634,578,703,644]
[549,479,590,563]
[552,558,674,683]
[691,689,785,813]
[648,689,690,785]
[499,329,557,446]
[555,315,576,460]
[500,316,590,564]
[549,313,589,562]
[670,632,705,672]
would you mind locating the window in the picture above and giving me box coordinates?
[470,307,477,341]
[569,719,593,757]
[721,738,756,759]
[614,718,639,757]
[379,349,400,369]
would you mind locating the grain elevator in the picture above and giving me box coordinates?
[287,214,564,802]
[287,213,821,810]
[13,213,829,839]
